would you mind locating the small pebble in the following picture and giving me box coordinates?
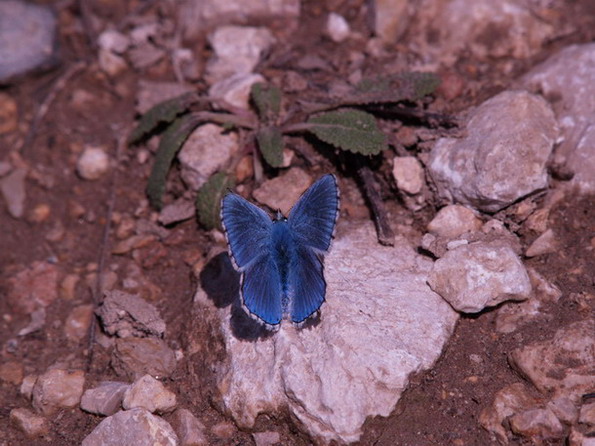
[10,408,49,438]
[326,13,350,43]
[77,146,109,180]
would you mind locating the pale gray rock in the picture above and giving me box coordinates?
[547,397,579,425]
[112,338,177,380]
[97,30,130,77]
[209,72,266,110]
[407,0,554,65]
[177,124,238,191]
[77,146,110,180]
[81,408,179,446]
[213,222,458,444]
[178,0,300,39]
[252,167,312,216]
[429,90,558,212]
[205,26,275,83]
[0,1,57,83]
[326,13,350,43]
[159,198,196,226]
[9,408,48,438]
[253,431,281,446]
[32,368,85,415]
[569,428,595,446]
[525,229,558,257]
[20,374,37,400]
[122,374,177,413]
[171,408,208,446]
[80,381,129,416]
[579,402,595,428]
[97,290,166,338]
[509,320,595,401]
[428,240,532,313]
[210,421,236,439]
[372,0,411,43]
[522,43,595,193]
[392,156,424,195]
[479,382,543,444]
[427,204,482,239]
[495,268,561,334]
[98,30,130,54]
[509,408,565,441]
[6,261,60,314]
[0,167,27,218]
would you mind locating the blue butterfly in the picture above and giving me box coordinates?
[220,174,340,329]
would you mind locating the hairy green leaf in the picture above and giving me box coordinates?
[129,93,196,144]
[343,72,441,105]
[307,109,387,156]
[256,126,284,167]
[251,83,281,121]
[146,114,202,210]
[196,172,235,230]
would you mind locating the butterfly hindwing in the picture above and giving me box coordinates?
[289,174,340,253]
[288,246,326,324]
[221,193,272,270]
[241,254,283,326]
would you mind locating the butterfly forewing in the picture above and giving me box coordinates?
[221,193,272,270]
[288,174,340,253]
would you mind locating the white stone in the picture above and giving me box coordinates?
[209,72,266,110]
[428,240,532,313]
[32,368,85,415]
[525,228,558,257]
[80,381,129,416]
[77,146,110,180]
[178,0,300,40]
[427,204,482,239]
[122,374,177,413]
[252,167,312,216]
[9,408,48,438]
[392,156,424,195]
[522,43,595,192]
[407,0,554,65]
[326,13,350,43]
[177,124,238,191]
[171,408,208,446]
[214,222,458,444]
[206,26,276,83]
[0,167,27,218]
[98,49,128,77]
[509,320,595,401]
[479,383,543,444]
[98,29,130,54]
[373,0,410,43]
[495,268,562,334]
[429,90,558,212]
[81,408,178,446]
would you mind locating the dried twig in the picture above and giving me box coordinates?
[21,61,87,155]
[86,127,127,372]
[357,165,395,246]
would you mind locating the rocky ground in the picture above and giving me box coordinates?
[1,0,594,445]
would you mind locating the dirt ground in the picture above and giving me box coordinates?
[1,1,594,445]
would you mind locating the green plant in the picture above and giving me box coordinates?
[129,72,440,237]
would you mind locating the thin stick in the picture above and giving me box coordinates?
[86,128,126,371]
[357,165,395,246]
[21,61,87,155]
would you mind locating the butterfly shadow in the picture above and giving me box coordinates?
[199,252,274,342]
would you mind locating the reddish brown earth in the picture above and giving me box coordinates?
[1,1,594,445]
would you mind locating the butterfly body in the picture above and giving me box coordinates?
[221,174,340,329]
